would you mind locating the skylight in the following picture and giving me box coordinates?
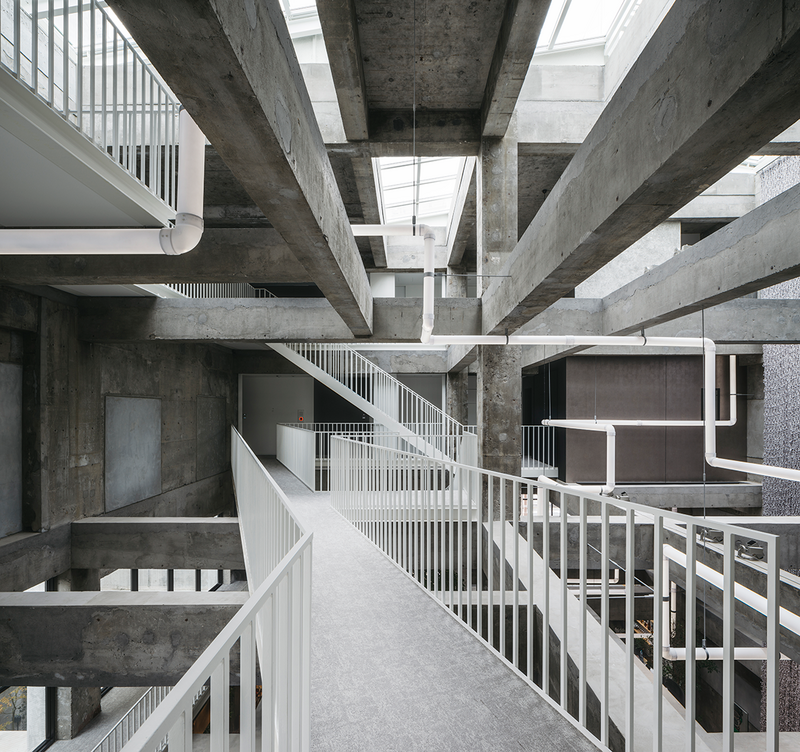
[536,0,640,54]
[376,157,467,227]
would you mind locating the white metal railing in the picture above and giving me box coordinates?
[522,424,557,475]
[330,436,782,752]
[92,687,170,752]
[164,283,276,299]
[277,422,477,491]
[121,429,312,752]
[0,0,180,209]
[280,342,469,460]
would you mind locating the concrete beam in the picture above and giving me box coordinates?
[351,155,386,267]
[107,0,373,335]
[447,344,478,372]
[0,591,246,686]
[602,182,800,336]
[482,0,800,335]
[366,109,481,157]
[78,297,482,344]
[480,0,549,138]
[316,0,369,141]
[0,286,38,333]
[70,518,245,571]
[0,525,70,593]
[0,229,310,286]
[446,158,476,268]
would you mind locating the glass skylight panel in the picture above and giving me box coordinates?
[376,156,465,226]
[536,0,629,51]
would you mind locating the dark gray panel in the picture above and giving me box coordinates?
[197,396,227,480]
[0,362,22,537]
[104,396,161,511]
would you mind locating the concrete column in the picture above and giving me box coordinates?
[446,371,470,426]
[477,134,520,475]
[55,569,101,740]
[477,346,522,477]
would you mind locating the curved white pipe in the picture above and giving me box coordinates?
[350,223,436,342]
[0,108,205,256]
[542,419,616,495]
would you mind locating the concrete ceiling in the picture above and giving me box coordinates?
[354,0,507,111]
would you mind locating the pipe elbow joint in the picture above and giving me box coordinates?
[606,425,616,437]
[420,314,435,343]
[702,338,716,355]
[705,452,718,466]
[160,213,204,256]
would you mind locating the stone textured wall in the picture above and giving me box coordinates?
[759,157,800,516]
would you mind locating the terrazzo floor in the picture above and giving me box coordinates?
[262,459,601,752]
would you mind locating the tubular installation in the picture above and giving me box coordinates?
[356,222,800,487]
[0,108,206,255]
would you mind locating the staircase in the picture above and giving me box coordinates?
[269,342,476,464]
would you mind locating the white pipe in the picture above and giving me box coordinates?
[0,109,205,256]
[663,544,800,637]
[541,419,616,494]
[664,646,784,661]
[349,223,436,342]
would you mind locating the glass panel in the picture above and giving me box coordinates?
[201,570,220,591]
[136,569,168,591]
[172,570,197,592]
[101,569,131,591]
[0,686,47,750]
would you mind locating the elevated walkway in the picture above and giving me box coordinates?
[262,459,601,752]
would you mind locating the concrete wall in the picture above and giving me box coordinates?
[18,294,237,535]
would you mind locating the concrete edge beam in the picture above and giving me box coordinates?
[77,297,482,343]
[480,0,548,138]
[70,518,245,570]
[0,591,246,686]
[316,0,369,141]
[0,286,39,333]
[0,525,71,593]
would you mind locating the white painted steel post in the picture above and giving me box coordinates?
[684,522,696,752]
[721,530,734,752]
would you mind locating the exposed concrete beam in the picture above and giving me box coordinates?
[603,182,800,336]
[447,344,478,372]
[78,297,481,344]
[366,110,481,157]
[70,518,245,571]
[0,526,70,593]
[482,0,800,335]
[0,286,38,333]
[0,591,246,686]
[351,155,386,267]
[0,229,310,286]
[316,0,368,141]
[481,0,549,138]
[107,0,373,335]
[446,158,477,268]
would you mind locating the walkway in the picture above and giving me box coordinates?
[262,460,601,752]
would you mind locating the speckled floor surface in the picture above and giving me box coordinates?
[262,460,601,752]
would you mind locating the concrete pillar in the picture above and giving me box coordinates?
[446,370,470,426]
[477,133,520,474]
[477,346,522,477]
[55,569,101,740]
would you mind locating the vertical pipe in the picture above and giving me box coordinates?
[467,465,474,629]
[766,535,780,752]
[33,0,40,97]
[77,0,83,132]
[684,522,697,752]
[48,0,54,105]
[721,530,734,752]
[542,485,549,693]
[62,0,68,118]
[500,479,507,658]
[579,494,587,726]
[560,490,568,710]
[513,479,520,669]
[488,476,494,649]
[625,507,635,749]
[601,502,610,746]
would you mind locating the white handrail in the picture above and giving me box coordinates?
[91,687,171,752]
[330,436,781,752]
[121,428,312,752]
